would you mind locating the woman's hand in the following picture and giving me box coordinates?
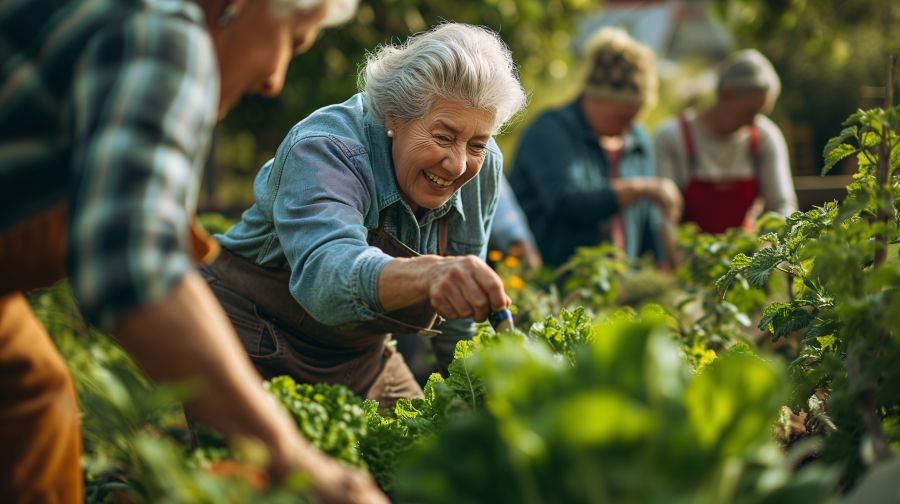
[285,446,389,504]
[648,178,684,223]
[379,255,509,322]
[425,255,510,322]
[611,177,683,222]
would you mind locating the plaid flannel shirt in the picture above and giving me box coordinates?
[0,0,219,330]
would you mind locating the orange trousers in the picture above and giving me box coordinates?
[0,204,81,503]
[0,203,217,502]
[0,293,82,503]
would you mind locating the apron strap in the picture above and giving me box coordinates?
[437,216,449,256]
[677,113,697,172]
[748,122,761,172]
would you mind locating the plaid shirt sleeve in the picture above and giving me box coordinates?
[68,5,219,331]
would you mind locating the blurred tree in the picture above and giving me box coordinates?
[207,0,597,212]
[711,0,899,175]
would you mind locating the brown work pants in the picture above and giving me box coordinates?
[0,205,81,503]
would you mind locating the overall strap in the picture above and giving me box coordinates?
[748,121,761,172]
[677,113,698,171]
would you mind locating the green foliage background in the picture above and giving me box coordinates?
[208,0,595,210]
[206,0,900,212]
[713,0,900,176]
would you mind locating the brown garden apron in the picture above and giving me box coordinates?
[201,217,451,409]
[0,203,218,503]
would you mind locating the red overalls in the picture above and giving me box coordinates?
[678,114,761,234]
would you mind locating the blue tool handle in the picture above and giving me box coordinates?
[488,309,514,332]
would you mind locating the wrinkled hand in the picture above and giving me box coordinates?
[427,255,509,322]
[305,454,389,504]
[280,445,388,504]
[650,178,683,223]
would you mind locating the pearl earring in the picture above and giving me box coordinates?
[386,129,394,138]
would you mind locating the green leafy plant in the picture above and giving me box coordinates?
[30,285,309,503]
[555,244,630,309]
[265,377,370,468]
[718,106,900,486]
[394,312,837,504]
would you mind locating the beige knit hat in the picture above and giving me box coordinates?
[717,49,781,99]
[582,27,657,107]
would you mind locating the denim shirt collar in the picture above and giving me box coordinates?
[567,96,646,155]
[363,106,466,228]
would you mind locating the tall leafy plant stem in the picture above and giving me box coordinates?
[850,53,896,463]
[874,53,895,268]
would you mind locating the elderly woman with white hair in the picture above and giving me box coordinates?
[654,49,798,234]
[203,23,527,406]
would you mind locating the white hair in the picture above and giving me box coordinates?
[359,23,527,133]
[269,0,358,27]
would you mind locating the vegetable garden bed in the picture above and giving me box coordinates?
[31,105,900,503]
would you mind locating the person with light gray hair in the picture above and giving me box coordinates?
[654,49,797,234]
[0,0,390,502]
[205,23,526,407]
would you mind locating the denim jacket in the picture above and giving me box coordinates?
[218,93,502,333]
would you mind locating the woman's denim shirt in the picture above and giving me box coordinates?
[217,93,502,329]
[509,97,664,267]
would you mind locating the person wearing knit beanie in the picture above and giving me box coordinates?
[654,49,797,234]
[509,27,680,268]
[583,27,658,107]
[718,49,780,97]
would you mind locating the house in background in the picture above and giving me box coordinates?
[574,0,732,63]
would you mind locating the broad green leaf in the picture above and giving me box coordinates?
[745,247,784,288]
[823,124,857,154]
[556,390,651,446]
[822,124,859,175]
[716,253,753,293]
[837,193,872,222]
[758,302,815,341]
[684,353,784,457]
[822,143,856,175]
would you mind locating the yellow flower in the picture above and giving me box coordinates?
[503,256,520,269]
[508,275,525,290]
[488,250,503,262]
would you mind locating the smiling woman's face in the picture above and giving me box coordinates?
[386,98,495,213]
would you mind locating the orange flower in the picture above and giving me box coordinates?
[507,275,525,290]
[503,256,520,269]
[488,250,503,262]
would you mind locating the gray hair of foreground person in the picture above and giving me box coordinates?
[269,0,358,25]
[359,23,527,133]
[717,49,781,108]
